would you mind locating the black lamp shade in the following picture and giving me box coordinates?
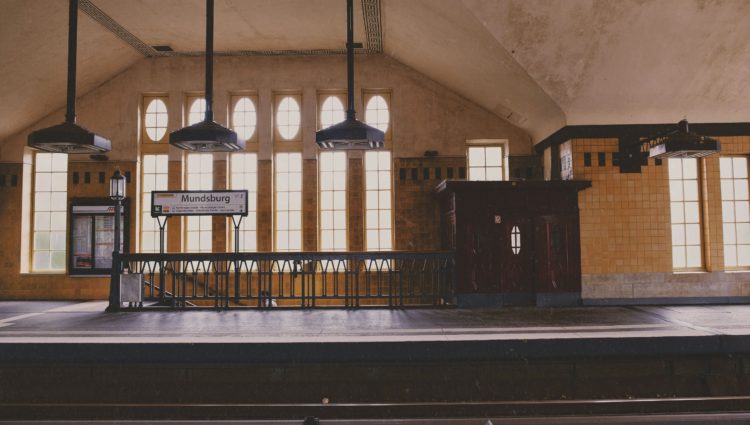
[110,170,126,201]
[316,118,385,150]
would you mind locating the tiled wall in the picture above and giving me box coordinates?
[571,136,750,301]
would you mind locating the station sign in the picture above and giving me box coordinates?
[151,190,248,217]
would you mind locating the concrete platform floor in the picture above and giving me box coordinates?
[1,301,750,362]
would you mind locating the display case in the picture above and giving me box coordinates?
[69,198,129,276]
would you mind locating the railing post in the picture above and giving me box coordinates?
[106,251,121,312]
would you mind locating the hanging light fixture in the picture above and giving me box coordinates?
[169,0,244,152]
[27,0,111,154]
[646,119,720,159]
[315,0,384,150]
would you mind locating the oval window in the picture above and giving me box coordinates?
[188,98,206,126]
[511,225,521,254]
[276,96,301,140]
[144,99,168,142]
[320,96,345,129]
[365,95,390,133]
[232,97,257,141]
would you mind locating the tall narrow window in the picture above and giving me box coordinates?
[185,153,213,252]
[230,153,258,252]
[365,151,392,250]
[720,157,750,268]
[276,96,301,141]
[468,146,504,181]
[320,152,347,251]
[231,96,257,142]
[364,95,390,133]
[188,97,206,126]
[33,152,67,271]
[320,96,345,129]
[275,152,302,251]
[144,98,168,142]
[669,158,702,269]
[141,154,168,253]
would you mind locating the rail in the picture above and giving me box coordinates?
[112,251,454,309]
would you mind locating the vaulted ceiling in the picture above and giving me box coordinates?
[2,0,749,147]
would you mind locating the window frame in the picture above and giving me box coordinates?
[364,150,394,251]
[228,152,259,253]
[274,152,303,252]
[362,90,392,145]
[720,155,750,269]
[317,91,347,130]
[319,151,348,252]
[466,141,508,181]
[668,157,705,271]
[30,152,68,273]
[184,93,206,127]
[183,152,214,253]
[141,94,169,144]
[273,92,303,148]
[140,154,169,253]
[229,93,259,145]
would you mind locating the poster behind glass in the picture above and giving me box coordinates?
[69,201,128,275]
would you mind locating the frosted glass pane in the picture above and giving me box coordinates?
[187,174,198,190]
[276,154,289,172]
[321,212,333,230]
[277,232,288,250]
[50,212,66,231]
[734,158,748,178]
[334,153,346,171]
[379,230,392,249]
[36,154,51,172]
[720,157,732,177]
[34,232,50,250]
[200,174,212,190]
[50,173,67,191]
[35,212,50,231]
[289,211,301,230]
[486,167,502,181]
[277,174,289,191]
[156,156,168,173]
[737,223,750,244]
[35,193,50,211]
[672,247,686,268]
[378,152,390,170]
[485,147,502,166]
[246,212,257,230]
[320,172,333,191]
[724,223,737,244]
[289,173,302,191]
[289,192,301,211]
[289,231,301,251]
[468,147,485,167]
[334,230,346,249]
[187,217,199,231]
[735,180,749,201]
[686,246,702,268]
[51,154,67,172]
[50,231,65,250]
[50,192,68,211]
[333,192,346,210]
[289,154,302,172]
[144,155,156,173]
[379,191,391,210]
[248,195,257,211]
[722,180,735,200]
[684,202,699,223]
[682,159,697,179]
[277,212,288,230]
[244,173,257,190]
[366,171,378,190]
[366,210,378,228]
[33,251,50,271]
[378,171,391,190]
[725,245,737,267]
[321,230,333,249]
[738,245,750,267]
[470,168,485,181]
[379,210,391,228]
[277,192,289,210]
[156,174,168,190]
[685,223,701,245]
[366,191,378,209]
[668,159,683,179]
[366,229,378,249]
[320,152,333,171]
[723,201,736,222]
[683,181,698,201]
[671,224,685,245]
[35,173,51,191]
[333,210,346,227]
[333,171,346,190]
[200,232,212,250]
[736,201,750,222]
[671,202,684,223]
[320,191,333,210]
[365,152,378,170]
[51,250,66,270]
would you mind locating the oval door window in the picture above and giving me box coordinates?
[511,225,521,254]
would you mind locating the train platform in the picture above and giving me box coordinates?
[3,301,750,421]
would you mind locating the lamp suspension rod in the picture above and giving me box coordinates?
[204,0,214,122]
[65,0,78,123]
[346,0,355,120]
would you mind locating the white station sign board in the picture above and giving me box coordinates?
[151,190,248,217]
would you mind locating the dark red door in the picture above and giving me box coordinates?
[498,217,534,295]
[534,214,581,294]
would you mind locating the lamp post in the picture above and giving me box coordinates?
[106,170,126,312]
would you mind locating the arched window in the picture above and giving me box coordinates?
[144,98,168,142]
[511,225,521,255]
[276,96,301,140]
[365,95,390,133]
[232,97,257,141]
[320,96,345,129]
[188,98,206,126]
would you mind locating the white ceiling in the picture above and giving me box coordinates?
[2,0,750,147]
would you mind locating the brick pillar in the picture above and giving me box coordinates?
[213,155,227,253]
[348,156,364,251]
[303,159,318,251]
[167,159,182,253]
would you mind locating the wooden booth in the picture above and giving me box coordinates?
[435,180,591,307]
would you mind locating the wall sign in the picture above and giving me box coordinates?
[151,190,248,217]
[494,215,502,224]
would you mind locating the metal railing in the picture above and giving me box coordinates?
[113,251,454,309]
